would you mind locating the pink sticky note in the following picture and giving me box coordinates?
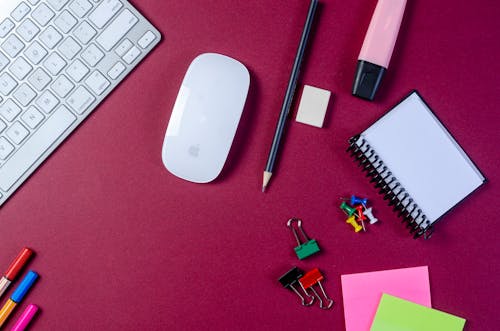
[341,266,431,331]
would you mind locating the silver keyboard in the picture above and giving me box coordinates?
[0,0,161,206]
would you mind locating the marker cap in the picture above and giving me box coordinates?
[5,248,33,281]
[12,304,39,331]
[11,271,38,303]
[352,60,386,101]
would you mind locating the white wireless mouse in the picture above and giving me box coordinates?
[162,53,250,183]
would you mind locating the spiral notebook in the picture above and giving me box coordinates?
[348,91,485,238]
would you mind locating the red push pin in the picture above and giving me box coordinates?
[355,205,367,231]
[299,268,334,309]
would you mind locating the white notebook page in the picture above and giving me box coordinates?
[361,92,484,223]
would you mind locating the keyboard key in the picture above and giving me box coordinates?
[114,38,132,57]
[29,68,52,91]
[138,31,156,49]
[122,46,140,64]
[2,35,25,58]
[21,106,45,129]
[0,119,6,133]
[32,3,56,26]
[81,43,104,66]
[13,84,37,106]
[39,26,63,49]
[0,52,10,71]
[54,10,77,33]
[16,19,41,42]
[11,2,31,22]
[0,137,15,160]
[36,90,59,113]
[48,0,70,11]
[89,0,122,29]
[6,122,29,145]
[85,70,109,95]
[0,99,22,122]
[0,19,15,38]
[9,57,33,80]
[69,0,92,18]
[66,59,89,82]
[69,0,93,18]
[24,41,48,64]
[107,61,125,80]
[96,9,137,51]
[67,86,95,114]
[73,21,96,44]
[0,73,18,95]
[51,75,74,97]
[0,106,76,191]
[43,52,66,75]
[58,36,81,60]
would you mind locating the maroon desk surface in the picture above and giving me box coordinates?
[1,0,499,330]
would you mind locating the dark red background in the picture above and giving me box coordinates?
[1,0,499,330]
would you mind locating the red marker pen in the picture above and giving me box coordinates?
[0,248,33,299]
[352,0,407,100]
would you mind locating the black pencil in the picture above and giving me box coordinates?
[262,0,319,192]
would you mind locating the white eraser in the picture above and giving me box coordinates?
[295,85,331,128]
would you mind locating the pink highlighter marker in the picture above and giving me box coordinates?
[11,304,39,331]
[352,0,407,101]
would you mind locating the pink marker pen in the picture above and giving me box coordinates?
[11,304,39,331]
[352,0,407,101]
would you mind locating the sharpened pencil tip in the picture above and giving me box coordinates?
[262,186,266,193]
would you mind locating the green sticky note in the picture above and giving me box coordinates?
[371,294,466,331]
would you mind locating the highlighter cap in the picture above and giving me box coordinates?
[352,60,386,101]
[11,271,38,303]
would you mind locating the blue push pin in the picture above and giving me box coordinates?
[350,195,368,206]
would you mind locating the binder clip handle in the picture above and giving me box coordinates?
[287,218,310,245]
[287,218,320,260]
[279,267,315,306]
[299,268,334,310]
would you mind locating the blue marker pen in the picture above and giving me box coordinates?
[0,270,38,327]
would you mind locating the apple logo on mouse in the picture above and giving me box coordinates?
[188,144,200,158]
[161,53,250,183]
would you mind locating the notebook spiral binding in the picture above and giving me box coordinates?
[347,135,434,239]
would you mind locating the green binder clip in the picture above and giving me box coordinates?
[287,218,320,260]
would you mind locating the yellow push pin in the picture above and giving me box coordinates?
[346,215,362,233]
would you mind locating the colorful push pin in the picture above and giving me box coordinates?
[355,205,367,231]
[346,215,362,232]
[340,202,357,216]
[363,207,379,224]
[279,267,315,306]
[355,205,367,220]
[350,195,368,206]
[299,268,334,310]
[287,218,320,260]
[0,270,38,328]
[0,247,33,299]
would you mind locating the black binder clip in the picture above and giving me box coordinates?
[279,267,314,306]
